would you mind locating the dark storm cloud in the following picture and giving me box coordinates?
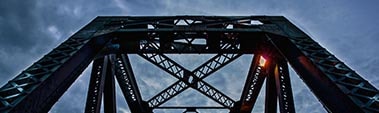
[1,0,379,113]
[0,0,127,112]
[0,0,55,83]
[0,0,132,84]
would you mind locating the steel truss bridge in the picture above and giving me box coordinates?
[0,16,379,113]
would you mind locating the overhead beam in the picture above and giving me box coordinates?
[120,31,252,54]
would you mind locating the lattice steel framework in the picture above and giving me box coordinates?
[0,16,378,113]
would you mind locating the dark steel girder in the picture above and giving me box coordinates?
[115,28,262,33]
[84,57,109,113]
[139,53,240,108]
[104,56,117,113]
[155,106,227,109]
[268,31,379,112]
[0,18,114,113]
[116,30,251,54]
[231,55,267,113]
[274,59,296,113]
[1,16,378,113]
[264,57,278,113]
[105,16,266,30]
[112,54,151,113]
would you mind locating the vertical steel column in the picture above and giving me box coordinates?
[104,55,116,113]
[232,55,266,113]
[113,54,150,113]
[274,60,295,113]
[85,56,109,113]
[265,59,278,113]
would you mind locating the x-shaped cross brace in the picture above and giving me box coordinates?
[138,52,241,108]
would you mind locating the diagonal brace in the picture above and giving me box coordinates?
[139,53,241,108]
[112,54,151,113]
[232,55,267,113]
[85,56,109,113]
[274,60,295,113]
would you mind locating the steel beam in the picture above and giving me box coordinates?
[114,16,269,54]
[262,57,296,113]
[268,17,379,112]
[128,31,247,54]
[194,80,235,108]
[232,55,266,113]
[104,56,116,113]
[112,54,150,113]
[264,57,278,113]
[274,60,295,113]
[140,53,240,108]
[85,57,109,113]
[0,17,112,113]
[269,34,360,112]
[1,16,378,113]
[147,81,189,108]
[156,106,227,109]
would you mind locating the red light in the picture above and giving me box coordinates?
[259,56,266,67]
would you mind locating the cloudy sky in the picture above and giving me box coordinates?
[1,0,379,113]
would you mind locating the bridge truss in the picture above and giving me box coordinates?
[0,16,378,113]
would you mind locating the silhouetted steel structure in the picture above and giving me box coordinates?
[0,16,378,113]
